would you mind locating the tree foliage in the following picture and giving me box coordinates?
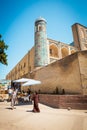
[0,34,8,65]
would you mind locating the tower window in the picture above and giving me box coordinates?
[39,26,42,31]
[38,25,43,31]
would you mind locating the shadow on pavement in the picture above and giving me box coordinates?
[15,101,32,106]
[26,110,33,112]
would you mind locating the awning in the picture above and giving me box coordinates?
[22,79,41,86]
[13,78,30,83]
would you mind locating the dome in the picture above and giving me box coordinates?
[35,17,47,23]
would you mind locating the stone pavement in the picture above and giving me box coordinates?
[0,101,87,130]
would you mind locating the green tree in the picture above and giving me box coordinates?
[0,34,8,65]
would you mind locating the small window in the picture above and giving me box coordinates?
[24,63,26,68]
[50,49,53,55]
[29,66,31,71]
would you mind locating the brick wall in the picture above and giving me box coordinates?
[30,51,87,95]
[31,52,82,94]
[39,94,87,109]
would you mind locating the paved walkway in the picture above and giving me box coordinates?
[0,101,87,130]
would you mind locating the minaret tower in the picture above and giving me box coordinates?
[34,17,49,67]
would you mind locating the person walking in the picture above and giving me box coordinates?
[8,88,13,101]
[11,88,17,110]
[32,91,40,112]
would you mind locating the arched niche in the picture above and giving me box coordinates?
[61,47,69,58]
[49,44,59,58]
[38,25,43,31]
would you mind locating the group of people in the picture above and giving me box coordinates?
[8,88,40,112]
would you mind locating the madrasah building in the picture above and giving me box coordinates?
[6,17,87,95]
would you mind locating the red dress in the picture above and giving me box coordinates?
[32,94,40,112]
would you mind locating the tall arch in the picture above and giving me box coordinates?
[49,44,59,58]
[61,47,69,58]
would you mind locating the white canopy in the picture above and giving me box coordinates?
[13,78,30,83]
[22,79,41,86]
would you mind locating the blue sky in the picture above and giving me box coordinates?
[0,0,87,79]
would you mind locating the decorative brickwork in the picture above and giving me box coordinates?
[34,18,49,67]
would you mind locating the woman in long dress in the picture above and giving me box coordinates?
[32,91,40,112]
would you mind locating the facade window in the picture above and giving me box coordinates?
[24,62,26,68]
[29,66,31,71]
[50,49,53,55]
